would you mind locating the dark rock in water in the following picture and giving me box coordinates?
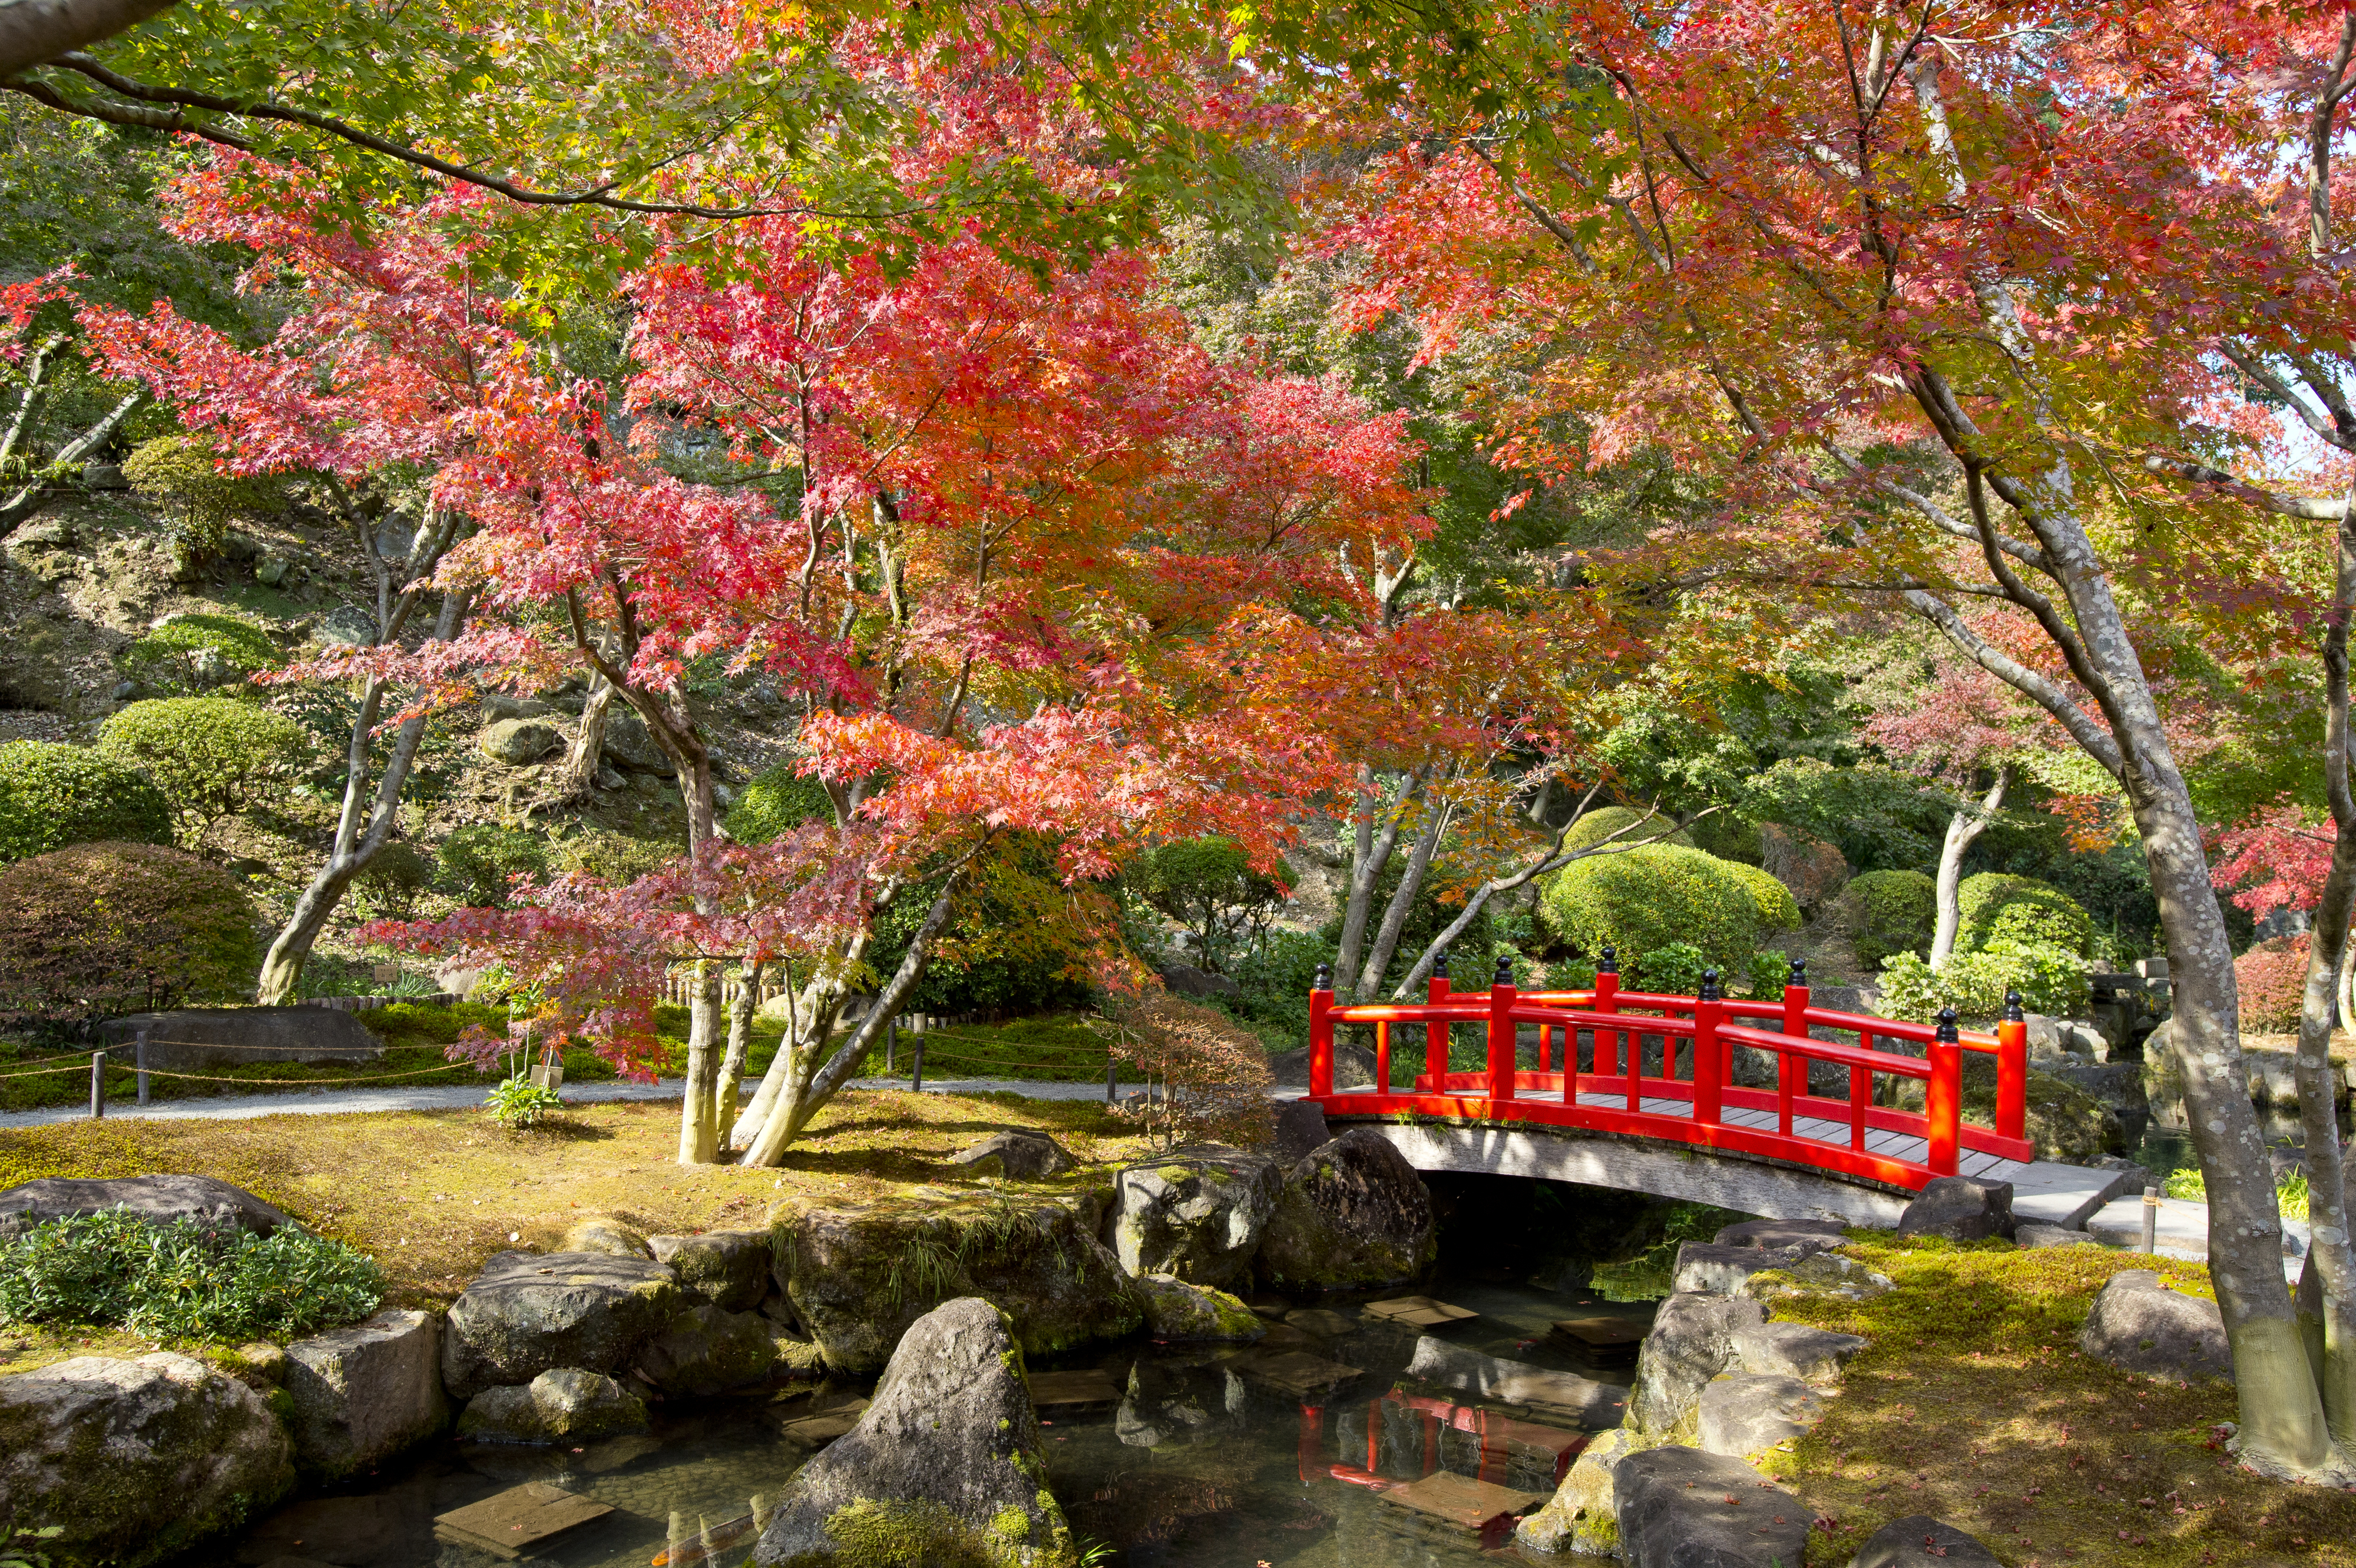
[1897,1176,2016,1242]
[1713,1217,1845,1253]
[1255,1128,1436,1290]
[0,1173,293,1242]
[1404,1337,1624,1425]
[455,1368,650,1444]
[281,1308,448,1481]
[774,1190,1140,1374]
[441,1251,681,1399]
[98,1007,381,1068]
[1614,1445,1807,1568]
[648,1229,772,1311]
[1697,1372,1825,1457]
[2078,1269,2233,1382]
[752,1297,1071,1566]
[1135,1274,1265,1341]
[1850,1514,2005,1567]
[947,1129,1076,1179]
[1107,1146,1282,1289]
[0,1351,296,1568]
[1272,1099,1332,1167]
[634,1304,776,1397]
[1268,1042,1376,1089]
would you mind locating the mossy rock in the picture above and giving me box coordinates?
[1133,1274,1265,1342]
[769,1192,1140,1375]
[1255,1129,1437,1291]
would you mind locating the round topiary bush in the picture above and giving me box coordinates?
[1540,843,1762,975]
[721,760,835,842]
[0,841,259,1021]
[1955,872,2095,958]
[97,696,309,849]
[1725,861,1802,934]
[436,825,550,907]
[1560,805,1693,854]
[0,741,173,864]
[2235,935,2309,1033]
[353,841,435,918]
[120,612,282,696]
[1834,868,1938,968]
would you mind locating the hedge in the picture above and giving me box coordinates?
[97,696,308,848]
[0,741,173,864]
[1540,843,1764,975]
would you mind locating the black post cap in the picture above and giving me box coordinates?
[1432,950,1450,979]
[2003,990,2026,1022]
[1698,968,1721,1001]
[1936,1006,1960,1043]
[1787,956,1808,985]
[1494,954,1515,987]
[1313,962,1332,992]
[1597,945,1618,974]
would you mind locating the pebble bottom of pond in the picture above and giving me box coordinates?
[220,1274,1650,1568]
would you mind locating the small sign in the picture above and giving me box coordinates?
[372,962,401,983]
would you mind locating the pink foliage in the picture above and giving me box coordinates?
[2211,802,2333,917]
[2236,934,2314,1033]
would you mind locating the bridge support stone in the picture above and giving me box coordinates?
[1326,1116,1912,1229]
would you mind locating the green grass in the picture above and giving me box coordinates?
[846,1013,1139,1084]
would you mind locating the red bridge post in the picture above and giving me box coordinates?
[1779,958,1808,1137]
[1692,969,1723,1126]
[1996,990,2029,1144]
[1594,946,1619,1079]
[1309,963,1334,1098]
[1487,956,1518,1102]
[1427,950,1452,1087]
[1926,1006,1962,1176]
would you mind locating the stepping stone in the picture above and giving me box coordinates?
[1365,1295,1478,1327]
[1240,1351,1362,1395]
[1379,1470,1549,1532]
[1028,1369,1122,1408]
[1286,1308,1354,1336]
[775,1396,870,1447]
[1550,1318,1644,1359]
[433,1483,613,1561]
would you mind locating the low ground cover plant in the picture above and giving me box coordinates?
[0,1208,382,1342]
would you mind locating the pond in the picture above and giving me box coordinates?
[224,1195,1654,1568]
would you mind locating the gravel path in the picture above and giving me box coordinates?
[0,1074,1128,1132]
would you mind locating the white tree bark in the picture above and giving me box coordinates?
[1928,766,2007,971]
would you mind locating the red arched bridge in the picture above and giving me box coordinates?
[1304,955,2034,1195]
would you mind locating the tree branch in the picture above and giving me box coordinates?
[0,0,173,80]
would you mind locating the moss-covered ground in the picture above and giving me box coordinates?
[0,1087,1142,1377]
[1753,1233,2354,1567]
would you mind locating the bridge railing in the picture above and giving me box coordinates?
[1303,954,2032,1190]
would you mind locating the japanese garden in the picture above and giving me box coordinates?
[0,2,2352,1566]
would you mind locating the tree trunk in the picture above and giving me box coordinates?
[1356,793,1448,998]
[714,958,762,1147]
[1930,766,2008,970]
[1333,768,1421,1001]
[554,672,615,799]
[0,0,180,79]
[676,958,723,1166]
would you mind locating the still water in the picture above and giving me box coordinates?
[223,1273,1646,1568]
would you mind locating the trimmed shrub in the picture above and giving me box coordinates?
[1726,861,1801,934]
[1540,843,1762,974]
[353,841,435,918]
[2236,935,2310,1033]
[122,434,281,558]
[0,741,172,864]
[1877,940,2088,1024]
[1130,836,1295,974]
[120,612,282,696]
[97,696,309,848]
[722,760,835,842]
[436,825,550,907]
[0,841,259,1020]
[1628,940,1707,996]
[1561,805,1692,854]
[1835,869,1938,968]
[1956,872,2095,958]
[0,1209,382,1341]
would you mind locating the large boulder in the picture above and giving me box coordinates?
[752,1298,1071,1567]
[1735,1248,1894,1304]
[1897,1176,2016,1242]
[1624,1293,1765,1442]
[0,1352,296,1568]
[649,1229,772,1312]
[2078,1269,2233,1382]
[1713,1217,1846,1254]
[1268,1041,1377,1089]
[604,712,676,776]
[1514,1427,1643,1557]
[947,1130,1077,1180]
[1405,1337,1624,1425]
[477,717,562,765]
[562,1215,654,1258]
[1106,1146,1282,1289]
[635,1304,777,1397]
[456,1368,650,1444]
[441,1251,681,1398]
[1729,1321,1867,1386]
[1135,1274,1265,1342]
[1697,1373,1825,1458]
[1671,1243,1806,1298]
[0,1175,293,1242]
[1851,1515,2005,1567]
[773,1191,1140,1374]
[1254,1129,1436,1290]
[1271,1100,1332,1167]
[1613,1446,1808,1568]
[281,1308,448,1481]
[97,1007,382,1069]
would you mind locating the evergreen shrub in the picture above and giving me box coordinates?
[121,434,280,558]
[550,830,672,885]
[1561,805,1692,854]
[1727,861,1802,933]
[0,1209,381,1341]
[353,841,435,917]
[722,760,834,842]
[0,741,171,864]
[1836,869,1938,968]
[97,696,308,847]
[120,612,281,696]
[1129,836,1294,974]
[1877,941,2088,1024]
[1540,843,1762,975]
[1955,872,2095,957]
[436,825,550,907]
[0,842,259,1020]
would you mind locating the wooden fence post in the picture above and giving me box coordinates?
[89,1051,105,1119]
[135,1028,149,1106]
